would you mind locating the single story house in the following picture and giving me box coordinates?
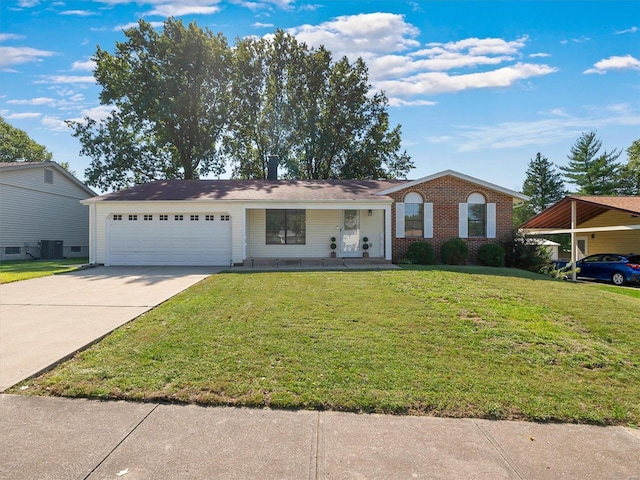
[0,161,96,260]
[81,170,528,266]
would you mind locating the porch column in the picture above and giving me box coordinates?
[570,200,577,281]
[89,203,97,265]
[384,205,392,261]
[241,206,247,263]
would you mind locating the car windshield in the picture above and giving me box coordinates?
[628,255,640,264]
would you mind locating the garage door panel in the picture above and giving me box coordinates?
[108,214,231,266]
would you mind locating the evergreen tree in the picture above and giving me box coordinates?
[559,131,621,195]
[514,153,565,225]
[617,138,640,195]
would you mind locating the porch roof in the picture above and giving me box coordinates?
[84,179,405,203]
[520,196,640,229]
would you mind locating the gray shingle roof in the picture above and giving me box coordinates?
[88,179,407,202]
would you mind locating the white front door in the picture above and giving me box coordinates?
[341,209,360,256]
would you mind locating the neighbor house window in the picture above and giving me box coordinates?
[205,215,214,221]
[220,215,230,221]
[144,214,153,221]
[44,169,53,184]
[266,209,306,244]
[113,214,122,221]
[467,193,486,238]
[4,246,21,255]
[70,246,81,253]
[128,214,137,221]
[190,215,199,221]
[159,215,168,221]
[175,215,183,221]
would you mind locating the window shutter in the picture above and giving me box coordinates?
[458,203,468,238]
[396,203,405,238]
[423,202,433,238]
[487,203,496,238]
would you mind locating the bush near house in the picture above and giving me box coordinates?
[441,237,468,265]
[501,232,552,273]
[406,242,436,265]
[477,244,505,267]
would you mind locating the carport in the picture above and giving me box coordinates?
[520,196,640,280]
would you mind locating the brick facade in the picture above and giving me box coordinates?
[389,175,515,263]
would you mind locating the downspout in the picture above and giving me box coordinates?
[571,200,577,281]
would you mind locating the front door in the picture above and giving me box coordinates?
[341,209,360,256]
[577,236,588,260]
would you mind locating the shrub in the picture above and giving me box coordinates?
[441,237,468,265]
[501,231,553,273]
[477,243,505,267]
[406,242,436,265]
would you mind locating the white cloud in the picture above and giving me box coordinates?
[147,4,221,16]
[377,63,557,97]
[0,46,56,68]
[289,13,420,58]
[529,53,550,58]
[584,54,640,74]
[60,10,97,16]
[422,36,527,56]
[616,26,638,34]
[388,98,437,107]
[71,60,96,71]
[35,75,96,84]
[425,106,640,152]
[41,116,70,131]
[0,33,24,41]
[18,0,39,7]
[7,97,57,106]
[253,22,274,28]
[6,112,42,119]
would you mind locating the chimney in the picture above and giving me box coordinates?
[267,155,278,180]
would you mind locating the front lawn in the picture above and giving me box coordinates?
[0,258,89,283]
[15,267,640,425]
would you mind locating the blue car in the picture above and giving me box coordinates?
[575,253,640,286]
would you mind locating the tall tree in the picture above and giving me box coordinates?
[560,131,621,195]
[617,138,640,195]
[515,152,565,225]
[0,116,53,162]
[68,18,231,191]
[225,30,413,180]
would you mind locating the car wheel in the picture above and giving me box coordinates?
[611,272,626,286]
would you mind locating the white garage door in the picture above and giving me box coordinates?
[108,213,232,266]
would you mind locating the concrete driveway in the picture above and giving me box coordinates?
[0,266,216,391]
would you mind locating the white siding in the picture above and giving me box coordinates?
[0,166,93,259]
[246,208,385,259]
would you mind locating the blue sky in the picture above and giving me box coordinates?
[1,0,639,192]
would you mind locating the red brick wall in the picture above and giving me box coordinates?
[390,175,515,263]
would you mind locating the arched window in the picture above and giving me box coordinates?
[404,192,423,237]
[467,193,486,237]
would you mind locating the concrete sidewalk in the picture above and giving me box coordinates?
[1,394,639,480]
[0,266,215,391]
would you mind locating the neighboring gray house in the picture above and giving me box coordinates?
[0,161,96,260]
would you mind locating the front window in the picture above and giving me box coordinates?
[405,203,423,237]
[266,209,306,245]
[467,193,486,238]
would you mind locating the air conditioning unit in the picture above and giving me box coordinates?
[40,240,63,260]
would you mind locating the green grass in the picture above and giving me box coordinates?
[0,258,89,283]
[13,266,640,425]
